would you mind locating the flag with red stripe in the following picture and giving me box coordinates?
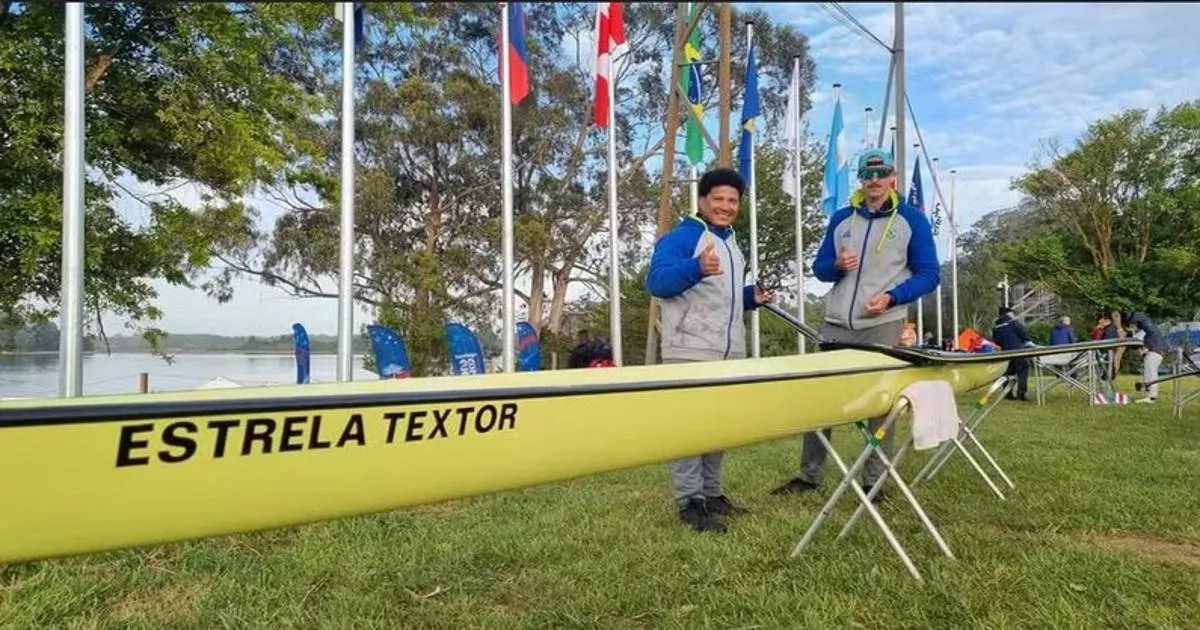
[506,2,530,104]
[593,2,626,127]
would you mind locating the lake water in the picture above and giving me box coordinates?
[0,352,379,399]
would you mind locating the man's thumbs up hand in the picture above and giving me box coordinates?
[698,241,721,276]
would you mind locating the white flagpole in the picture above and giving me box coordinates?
[500,3,516,372]
[688,3,698,216]
[950,168,960,348]
[788,56,806,354]
[59,1,85,397]
[690,167,698,214]
[913,142,923,343]
[336,2,357,382]
[605,5,623,367]
[933,156,943,346]
[745,21,759,358]
[864,107,872,148]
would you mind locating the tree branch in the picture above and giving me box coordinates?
[217,254,381,306]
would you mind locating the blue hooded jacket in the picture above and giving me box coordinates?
[645,215,760,361]
[813,189,940,330]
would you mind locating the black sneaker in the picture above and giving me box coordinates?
[770,477,820,495]
[861,483,886,504]
[706,495,749,517]
[678,498,726,533]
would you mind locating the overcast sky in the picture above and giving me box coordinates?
[105,2,1199,338]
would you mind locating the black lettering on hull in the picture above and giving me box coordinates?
[114,402,521,468]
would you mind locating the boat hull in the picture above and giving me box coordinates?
[0,349,1005,565]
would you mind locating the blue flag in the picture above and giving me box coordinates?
[908,155,924,212]
[737,41,760,185]
[821,96,849,216]
[515,320,542,372]
[367,324,412,379]
[445,323,486,375]
[291,323,310,385]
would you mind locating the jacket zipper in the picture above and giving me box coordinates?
[848,213,873,331]
[721,236,735,359]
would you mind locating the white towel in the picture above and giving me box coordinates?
[902,380,961,451]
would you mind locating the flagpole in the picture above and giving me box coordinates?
[59,1,85,397]
[933,156,944,347]
[336,2,357,382]
[913,142,923,344]
[500,3,516,372]
[687,3,698,216]
[745,21,759,358]
[790,56,806,354]
[605,5,623,367]
[864,107,872,148]
[950,168,960,348]
[690,167,698,214]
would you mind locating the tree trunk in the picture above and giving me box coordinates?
[547,268,572,334]
[527,258,546,332]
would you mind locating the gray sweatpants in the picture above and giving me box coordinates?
[1143,351,1163,398]
[797,319,904,488]
[665,357,727,506]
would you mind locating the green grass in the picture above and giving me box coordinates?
[2,375,1198,629]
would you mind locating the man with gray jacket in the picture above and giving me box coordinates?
[646,167,774,533]
[771,148,940,502]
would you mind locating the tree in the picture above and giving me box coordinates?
[214,2,821,374]
[1002,101,1200,319]
[0,2,345,353]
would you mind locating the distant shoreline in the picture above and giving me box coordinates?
[0,350,345,357]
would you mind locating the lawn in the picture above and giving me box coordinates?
[2,375,1198,629]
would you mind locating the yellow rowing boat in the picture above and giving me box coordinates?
[0,332,1141,566]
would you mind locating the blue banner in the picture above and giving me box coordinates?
[291,323,310,384]
[445,322,486,375]
[516,320,542,372]
[367,324,412,379]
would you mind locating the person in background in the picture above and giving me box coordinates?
[1123,311,1166,403]
[568,330,595,369]
[770,148,939,503]
[1093,313,1119,381]
[992,305,1032,401]
[1050,314,1076,345]
[645,167,774,534]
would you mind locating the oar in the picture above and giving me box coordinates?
[761,302,827,348]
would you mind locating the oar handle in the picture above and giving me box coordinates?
[761,302,826,348]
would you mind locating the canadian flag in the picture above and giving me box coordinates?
[594,2,627,128]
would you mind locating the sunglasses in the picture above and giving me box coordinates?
[858,167,894,181]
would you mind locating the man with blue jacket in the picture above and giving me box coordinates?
[646,167,774,533]
[1049,315,1076,345]
[771,149,940,502]
[993,305,1033,401]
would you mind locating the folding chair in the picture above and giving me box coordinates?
[788,380,986,583]
[1034,349,1099,406]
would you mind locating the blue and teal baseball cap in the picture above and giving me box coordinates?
[856,149,895,177]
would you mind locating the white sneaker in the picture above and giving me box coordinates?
[1135,397,1157,404]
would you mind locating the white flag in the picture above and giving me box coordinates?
[782,65,800,199]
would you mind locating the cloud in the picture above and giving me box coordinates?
[753,1,1199,230]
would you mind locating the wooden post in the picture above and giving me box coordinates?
[138,372,148,393]
[644,3,691,366]
[717,2,732,166]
